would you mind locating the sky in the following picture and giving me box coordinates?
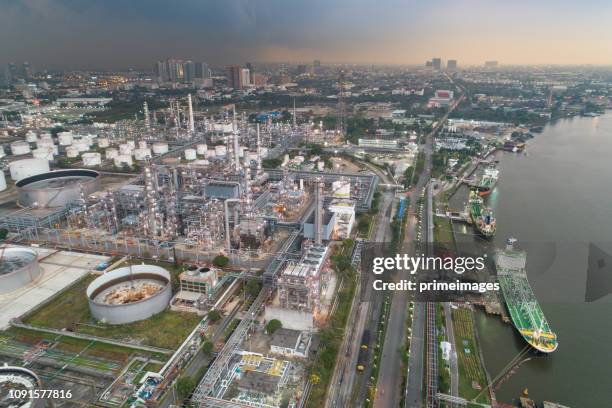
[2,0,612,69]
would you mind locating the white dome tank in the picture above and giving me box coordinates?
[25,131,38,143]
[0,171,6,191]
[66,146,80,158]
[32,147,54,161]
[11,141,31,156]
[58,132,73,146]
[184,149,197,161]
[9,158,50,181]
[134,148,152,161]
[114,154,133,167]
[105,148,119,160]
[196,144,208,155]
[97,137,110,148]
[152,142,169,154]
[215,145,227,157]
[82,152,102,166]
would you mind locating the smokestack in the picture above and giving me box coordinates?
[143,101,150,130]
[256,123,262,178]
[187,94,195,133]
[314,179,324,245]
[293,99,297,128]
[233,130,241,172]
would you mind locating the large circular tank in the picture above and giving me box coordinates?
[0,247,41,294]
[10,141,31,156]
[196,144,208,155]
[16,169,101,208]
[32,147,54,161]
[87,264,172,324]
[214,145,227,157]
[0,364,44,408]
[58,131,74,146]
[0,171,6,191]
[184,148,197,161]
[152,142,168,155]
[82,152,102,167]
[36,139,54,150]
[9,158,50,181]
[25,131,38,143]
[105,148,118,160]
[114,154,133,167]
[134,148,152,161]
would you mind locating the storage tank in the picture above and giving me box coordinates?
[9,158,50,181]
[0,247,41,294]
[119,143,133,155]
[126,140,136,149]
[25,131,38,143]
[184,148,197,161]
[0,171,6,191]
[152,142,169,155]
[86,264,172,324]
[58,131,73,146]
[32,147,54,161]
[105,148,119,160]
[215,145,227,157]
[66,146,80,158]
[0,365,44,408]
[97,137,110,148]
[82,152,102,167]
[196,144,208,155]
[10,141,31,156]
[16,169,101,208]
[73,139,89,152]
[134,148,152,161]
[114,154,133,167]
[36,139,54,150]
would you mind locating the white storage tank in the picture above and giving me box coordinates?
[97,137,110,148]
[9,158,50,181]
[114,154,133,167]
[152,142,169,155]
[73,139,89,152]
[10,141,31,156]
[0,171,6,191]
[196,144,208,155]
[134,148,152,161]
[32,147,54,161]
[25,131,38,143]
[105,148,119,160]
[215,145,227,157]
[58,132,73,146]
[82,152,102,167]
[119,143,133,155]
[36,139,54,150]
[184,148,197,161]
[66,146,80,158]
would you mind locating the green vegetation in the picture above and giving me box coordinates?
[366,296,391,408]
[433,216,454,247]
[0,228,8,240]
[452,308,490,405]
[201,340,214,355]
[176,376,196,399]
[262,157,283,168]
[403,151,425,188]
[212,255,229,268]
[207,309,221,323]
[370,191,381,214]
[22,274,201,349]
[265,319,282,334]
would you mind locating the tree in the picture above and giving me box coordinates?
[176,376,196,400]
[201,340,214,355]
[212,255,229,268]
[0,228,8,240]
[207,309,221,323]
[265,319,282,334]
[245,278,261,298]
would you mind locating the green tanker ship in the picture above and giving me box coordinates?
[496,238,558,353]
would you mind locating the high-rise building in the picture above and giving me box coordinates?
[22,62,32,80]
[240,68,251,87]
[432,57,442,70]
[246,62,254,76]
[155,60,169,82]
[167,59,184,82]
[447,60,457,70]
[183,60,196,82]
[425,60,433,67]
[226,65,242,89]
[195,62,210,79]
[484,60,499,68]
[155,59,186,82]
[6,63,17,85]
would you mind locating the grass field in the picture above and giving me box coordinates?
[451,307,490,405]
[434,216,454,246]
[22,270,201,350]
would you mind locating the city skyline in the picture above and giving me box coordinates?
[3,0,612,69]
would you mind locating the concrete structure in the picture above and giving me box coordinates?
[87,264,172,325]
[152,142,169,155]
[328,199,356,240]
[9,158,50,181]
[184,148,197,161]
[269,328,311,358]
[10,141,31,156]
[0,247,41,294]
[16,169,101,208]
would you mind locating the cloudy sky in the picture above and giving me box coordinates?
[2,0,612,69]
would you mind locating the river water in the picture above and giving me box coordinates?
[449,114,612,407]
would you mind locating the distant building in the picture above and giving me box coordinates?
[425,60,433,67]
[155,58,187,82]
[195,62,210,79]
[432,57,442,70]
[240,68,251,87]
[270,328,312,358]
[183,60,196,82]
[485,60,499,68]
[358,138,399,149]
[428,90,454,108]
[226,65,242,89]
[447,59,457,70]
